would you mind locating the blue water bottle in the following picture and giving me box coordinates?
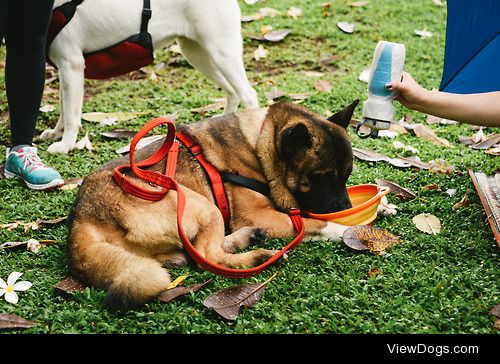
[358,41,406,138]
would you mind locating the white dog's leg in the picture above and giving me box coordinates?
[47,57,85,154]
[177,37,241,113]
[40,87,65,141]
[304,222,349,243]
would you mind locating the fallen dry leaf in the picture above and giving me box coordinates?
[428,159,456,174]
[342,225,401,255]
[353,148,412,168]
[314,79,333,92]
[422,183,441,191]
[452,190,471,210]
[167,275,188,290]
[367,267,381,278]
[470,134,500,150]
[159,279,212,303]
[101,129,142,139]
[413,124,451,147]
[115,135,164,154]
[39,104,55,113]
[0,314,37,330]
[203,273,277,320]
[337,21,355,34]
[54,276,87,294]
[81,111,143,124]
[75,132,94,151]
[375,179,416,200]
[263,29,291,42]
[485,146,500,156]
[426,115,457,125]
[254,45,268,61]
[412,213,441,235]
[265,88,287,101]
[190,99,226,115]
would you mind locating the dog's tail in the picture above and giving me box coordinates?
[68,221,171,312]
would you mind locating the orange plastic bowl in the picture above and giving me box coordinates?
[307,184,390,226]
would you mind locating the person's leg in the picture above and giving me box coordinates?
[0,0,6,42]
[3,0,63,190]
[5,0,54,147]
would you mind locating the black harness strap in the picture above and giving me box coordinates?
[220,172,270,198]
[141,0,152,36]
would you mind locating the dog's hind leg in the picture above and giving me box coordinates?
[189,6,259,112]
[222,226,267,253]
[46,56,85,154]
[69,221,172,312]
[177,37,241,113]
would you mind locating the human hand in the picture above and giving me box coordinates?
[385,71,430,111]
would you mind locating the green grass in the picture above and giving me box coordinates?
[0,0,498,334]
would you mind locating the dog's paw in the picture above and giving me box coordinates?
[249,227,267,245]
[252,248,282,266]
[40,128,63,141]
[47,141,72,154]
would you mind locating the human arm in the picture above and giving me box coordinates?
[387,72,500,127]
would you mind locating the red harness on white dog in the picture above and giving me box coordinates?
[47,0,154,79]
[112,117,305,279]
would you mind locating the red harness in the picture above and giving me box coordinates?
[112,117,305,278]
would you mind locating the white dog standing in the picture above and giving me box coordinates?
[42,0,259,153]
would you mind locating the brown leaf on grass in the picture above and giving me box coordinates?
[395,156,431,170]
[318,54,340,73]
[353,148,389,163]
[469,134,500,150]
[263,29,291,42]
[314,79,332,92]
[81,111,143,124]
[452,189,471,210]
[101,129,142,139]
[54,276,87,294]
[412,213,441,235]
[342,225,401,255]
[413,124,451,147]
[375,179,416,200]
[422,183,441,191]
[0,216,67,235]
[159,279,212,303]
[265,88,287,101]
[353,148,412,168]
[485,146,500,156]
[367,268,381,278]
[490,303,500,318]
[203,273,277,320]
[75,132,94,151]
[0,314,37,330]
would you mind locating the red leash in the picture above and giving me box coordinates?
[113,117,305,278]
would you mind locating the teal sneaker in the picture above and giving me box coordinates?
[4,145,64,190]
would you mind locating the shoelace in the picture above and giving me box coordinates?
[16,149,46,173]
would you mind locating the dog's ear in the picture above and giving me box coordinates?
[280,122,312,161]
[327,99,360,129]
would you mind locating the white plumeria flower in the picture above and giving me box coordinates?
[0,272,32,304]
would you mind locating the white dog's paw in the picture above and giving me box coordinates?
[40,128,63,141]
[305,221,349,242]
[47,141,72,154]
[377,196,398,217]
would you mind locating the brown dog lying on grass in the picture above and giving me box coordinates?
[67,100,358,311]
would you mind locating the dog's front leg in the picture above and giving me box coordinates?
[47,57,85,154]
[233,207,348,243]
